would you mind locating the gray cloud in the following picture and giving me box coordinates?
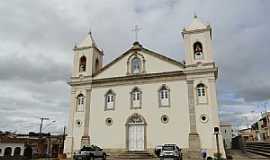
[0,0,270,132]
[0,52,70,83]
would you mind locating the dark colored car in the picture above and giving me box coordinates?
[159,144,182,160]
[154,145,163,157]
[73,145,107,160]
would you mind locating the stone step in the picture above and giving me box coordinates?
[108,151,157,160]
[108,158,159,160]
[109,156,156,159]
[244,148,270,158]
[244,145,270,150]
[246,142,270,147]
[116,152,154,155]
[244,146,270,154]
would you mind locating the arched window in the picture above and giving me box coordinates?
[127,53,145,75]
[95,58,99,72]
[131,57,141,74]
[159,85,170,107]
[193,42,204,60]
[131,87,142,109]
[79,56,87,72]
[14,147,21,156]
[105,90,115,111]
[77,94,85,112]
[196,83,208,104]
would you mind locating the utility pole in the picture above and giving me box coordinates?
[62,126,66,154]
[39,117,49,136]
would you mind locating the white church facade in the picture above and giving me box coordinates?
[64,17,225,159]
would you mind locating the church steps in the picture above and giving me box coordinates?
[244,142,270,158]
[244,148,270,158]
[244,145,270,150]
[107,151,157,160]
[244,146,270,154]
[246,142,270,147]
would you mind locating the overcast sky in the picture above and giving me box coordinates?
[0,0,269,134]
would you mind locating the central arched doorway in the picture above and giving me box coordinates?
[126,113,146,151]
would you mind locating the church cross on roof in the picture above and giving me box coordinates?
[132,25,142,42]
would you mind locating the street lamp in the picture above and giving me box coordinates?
[214,127,221,160]
[42,120,56,132]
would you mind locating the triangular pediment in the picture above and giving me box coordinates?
[94,43,184,79]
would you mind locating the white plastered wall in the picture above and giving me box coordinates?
[89,80,190,150]
[189,73,225,157]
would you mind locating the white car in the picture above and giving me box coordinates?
[159,144,182,160]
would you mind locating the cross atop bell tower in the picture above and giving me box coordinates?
[132,25,142,42]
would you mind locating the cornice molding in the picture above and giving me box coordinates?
[185,62,215,68]
[68,66,217,87]
[182,26,212,39]
[69,71,184,87]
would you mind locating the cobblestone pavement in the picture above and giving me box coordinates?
[229,150,269,160]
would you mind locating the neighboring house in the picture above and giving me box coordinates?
[251,112,270,142]
[64,16,225,159]
[0,132,64,158]
[239,128,256,142]
[220,123,233,149]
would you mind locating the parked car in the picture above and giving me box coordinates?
[73,145,107,160]
[154,145,163,157]
[159,144,182,160]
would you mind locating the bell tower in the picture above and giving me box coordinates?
[64,32,103,157]
[182,16,213,65]
[72,32,103,78]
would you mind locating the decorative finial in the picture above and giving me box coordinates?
[88,28,92,35]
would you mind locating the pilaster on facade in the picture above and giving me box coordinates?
[81,89,91,146]
[186,80,201,159]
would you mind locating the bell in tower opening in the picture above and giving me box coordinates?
[193,42,204,60]
[79,56,87,72]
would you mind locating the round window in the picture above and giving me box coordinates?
[76,120,82,127]
[105,118,113,126]
[200,114,208,123]
[161,115,169,124]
